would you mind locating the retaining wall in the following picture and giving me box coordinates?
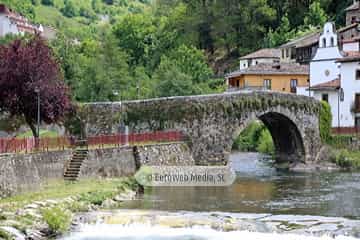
[0,142,193,197]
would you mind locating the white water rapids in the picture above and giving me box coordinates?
[63,224,357,240]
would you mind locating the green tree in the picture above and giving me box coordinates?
[152,56,200,97]
[62,0,80,17]
[320,101,332,143]
[113,14,156,66]
[168,45,213,83]
[264,15,296,47]
[304,1,328,27]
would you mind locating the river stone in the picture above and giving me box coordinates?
[24,204,39,210]
[45,200,58,205]
[23,209,42,219]
[101,199,117,209]
[114,191,136,201]
[0,226,25,240]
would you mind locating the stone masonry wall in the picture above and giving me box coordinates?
[0,150,72,197]
[0,143,194,197]
[79,147,137,178]
[137,143,195,166]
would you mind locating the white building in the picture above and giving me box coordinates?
[336,51,360,132]
[307,22,360,133]
[310,23,342,88]
[0,4,43,37]
[239,48,280,70]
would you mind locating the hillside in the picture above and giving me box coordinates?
[0,0,150,39]
[0,0,355,102]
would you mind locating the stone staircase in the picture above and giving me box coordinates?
[64,147,88,181]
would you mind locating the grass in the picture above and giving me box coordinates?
[34,5,85,30]
[16,130,59,139]
[0,178,132,210]
[0,178,137,237]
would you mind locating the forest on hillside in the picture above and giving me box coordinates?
[0,0,355,102]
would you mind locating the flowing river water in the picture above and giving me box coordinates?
[62,152,360,240]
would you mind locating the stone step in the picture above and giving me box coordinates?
[65,172,79,176]
[64,177,77,181]
[72,154,87,158]
[65,169,80,173]
[66,167,81,171]
[69,162,83,166]
[74,151,88,154]
[64,174,79,178]
[70,159,84,162]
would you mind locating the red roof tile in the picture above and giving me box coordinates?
[337,51,360,62]
[227,63,309,78]
[240,48,280,60]
[310,78,341,90]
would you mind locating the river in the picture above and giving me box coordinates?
[62,152,360,240]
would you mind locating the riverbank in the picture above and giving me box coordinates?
[0,178,139,239]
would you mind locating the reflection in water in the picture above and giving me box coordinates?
[122,152,360,219]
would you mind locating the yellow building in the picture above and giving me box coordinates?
[226,63,309,94]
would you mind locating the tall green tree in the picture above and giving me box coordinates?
[152,56,200,97]
[264,15,296,47]
[304,1,328,27]
[113,13,156,66]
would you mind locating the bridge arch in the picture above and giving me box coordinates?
[231,111,306,164]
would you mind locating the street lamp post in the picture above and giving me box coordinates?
[136,79,140,100]
[34,88,40,145]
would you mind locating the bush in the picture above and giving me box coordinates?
[256,129,275,155]
[68,201,89,213]
[0,229,11,240]
[42,206,72,233]
[328,135,354,149]
[232,121,274,155]
[334,149,360,169]
[319,101,332,143]
[78,190,114,205]
[232,121,264,151]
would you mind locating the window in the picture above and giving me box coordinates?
[356,94,360,113]
[356,70,360,80]
[330,37,334,47]
[352,16,357,24]
[236,80,240,87]
[291,47,296,59]
[263,79,271,90]
[356,117,360,131]
[286,49,289,58]
[282,49,285,59]
[290,79,298,93]
[322,38,326,48]
[322,94,329,103]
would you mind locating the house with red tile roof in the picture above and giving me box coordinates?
[0,4,43,37]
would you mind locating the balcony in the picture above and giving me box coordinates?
[227,86,270,92]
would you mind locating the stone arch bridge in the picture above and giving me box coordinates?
[81,92,323,166]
